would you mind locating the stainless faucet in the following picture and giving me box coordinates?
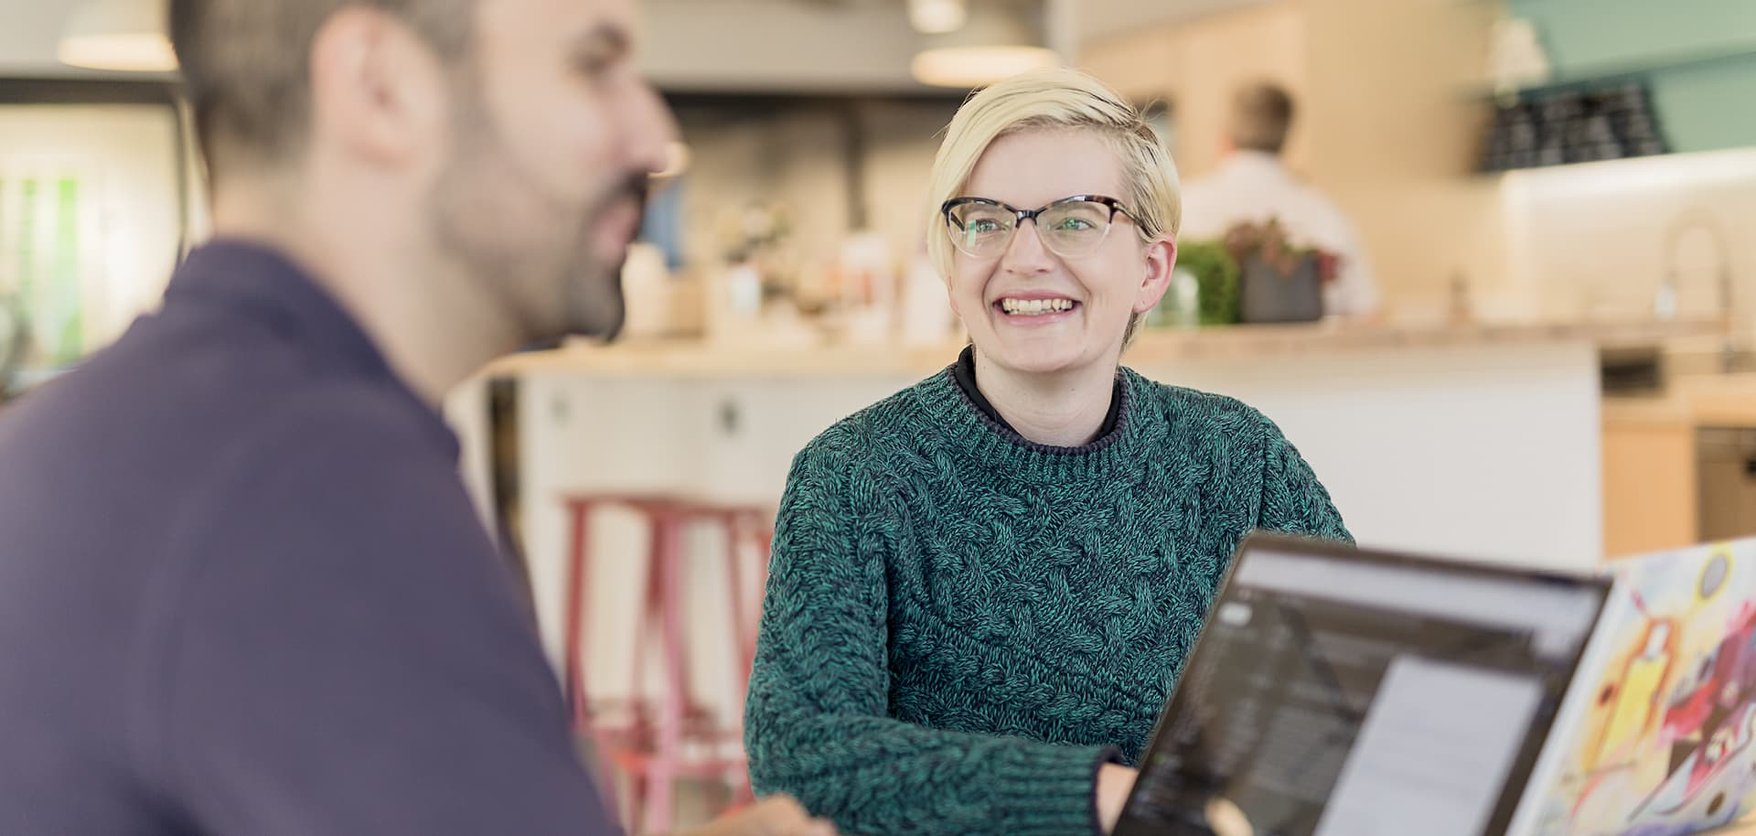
[1654,206,1737,369]
[1656,207,1734,321]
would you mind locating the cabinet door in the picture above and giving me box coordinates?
[695,377,912,506]
[1698,427,1756,542]
[1604,419,1696,557]
[507,373,910,707]
[516,375,699,680]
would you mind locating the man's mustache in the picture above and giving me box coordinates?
[601,172,651,217]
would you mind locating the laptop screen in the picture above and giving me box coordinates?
[1115,535,1610,836]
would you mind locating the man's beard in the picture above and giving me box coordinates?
[557,173,649,345]
[428,89,649,348]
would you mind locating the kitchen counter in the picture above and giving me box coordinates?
[457,316,1712,636]
[448,316,1723,697]
[484,318,1722,378]
[1604,372,1756,428]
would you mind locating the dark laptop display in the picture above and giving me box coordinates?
[1115,534,1611,836]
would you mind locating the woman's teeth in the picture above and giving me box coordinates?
[999,298,1076,316]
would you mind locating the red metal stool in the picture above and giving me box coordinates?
[561,493,772,834]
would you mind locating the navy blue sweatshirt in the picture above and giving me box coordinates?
[0,241,616,835]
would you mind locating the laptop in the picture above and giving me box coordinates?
[1113,532,1612,836]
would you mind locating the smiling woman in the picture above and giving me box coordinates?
[744,68,1354,836]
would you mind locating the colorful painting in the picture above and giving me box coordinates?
[1535,539,1756,835]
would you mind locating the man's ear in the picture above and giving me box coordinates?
[307,7,449,167]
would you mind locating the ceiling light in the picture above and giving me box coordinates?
[908,0,968,35]
[58,0,177,73]
[911,0,1058,89]
[912,46,1059,88]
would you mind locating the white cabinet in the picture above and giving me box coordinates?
[507,371,913,720]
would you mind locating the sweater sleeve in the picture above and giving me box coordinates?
[1256,417,1353,544]
[744,440,1111,836]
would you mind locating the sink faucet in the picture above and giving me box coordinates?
[1655,207,1734,323]
[1655,207,1737,369]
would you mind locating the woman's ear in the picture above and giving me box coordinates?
[1133,236,1178,314]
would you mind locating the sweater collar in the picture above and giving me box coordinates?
[914,361,1150,484]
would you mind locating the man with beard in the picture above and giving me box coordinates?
[0,1,834,835]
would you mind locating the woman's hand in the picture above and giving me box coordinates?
[1096,763,1139,834]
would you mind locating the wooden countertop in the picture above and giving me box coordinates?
[1604,372,1756,428]
[485,318,1721,379]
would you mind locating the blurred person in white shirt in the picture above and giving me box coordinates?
[1180,81,1381,319]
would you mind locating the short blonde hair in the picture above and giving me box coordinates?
[925,67,1181,280]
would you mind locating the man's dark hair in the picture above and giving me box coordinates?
[169,0,474,174]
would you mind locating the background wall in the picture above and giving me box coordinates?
[1080,0,1755,328]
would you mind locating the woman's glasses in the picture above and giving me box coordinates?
[941,195,1136,260]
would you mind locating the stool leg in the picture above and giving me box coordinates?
[726,516,754,687]
[731,514,768,806]
[631,514,662,720]
[642,510,688,834]
[563,501,592,726]
[745,519,774,681]
[565,502,631,821]
[624,511,665,834]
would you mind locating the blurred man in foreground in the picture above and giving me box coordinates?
[0,1,831,834]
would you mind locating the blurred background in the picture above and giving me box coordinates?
[1,0,1754,828]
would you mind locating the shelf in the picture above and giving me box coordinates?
[1472,39,1756,99]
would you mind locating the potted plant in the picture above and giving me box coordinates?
[1222,219,1339,324]
[1173,240,1242,327]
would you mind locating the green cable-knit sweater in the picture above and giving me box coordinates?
[744,364,1351,836]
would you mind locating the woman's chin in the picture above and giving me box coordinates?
[973,326,1135,378]
[976,343,1089,377]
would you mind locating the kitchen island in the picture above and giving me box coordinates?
[449,318,1714,678]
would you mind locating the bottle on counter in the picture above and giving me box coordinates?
[1167,266,1201,329]
[1449,273,1475,326]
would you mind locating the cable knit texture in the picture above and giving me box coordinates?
[745,365,1351,836]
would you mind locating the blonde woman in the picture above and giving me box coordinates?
[744,69,1350,836]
